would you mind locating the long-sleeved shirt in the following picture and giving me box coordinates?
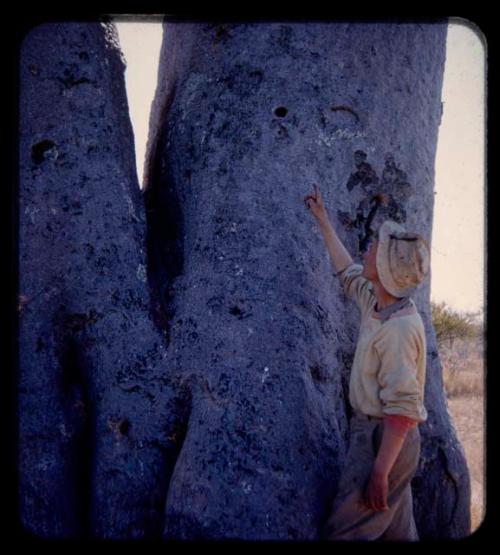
[338,263,428,423]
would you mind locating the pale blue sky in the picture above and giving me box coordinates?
[115,19,485,315]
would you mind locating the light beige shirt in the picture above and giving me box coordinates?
[338,263,428,422]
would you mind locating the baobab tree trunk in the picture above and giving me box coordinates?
[144,21,470,539]
[18,20,471,540]
[18,22,188,538]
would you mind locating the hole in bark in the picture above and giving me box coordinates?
[276,125,288,138]
[229,305,243,318]
[309,364,331,383]
[309,364,322,381]
[31,140,57,165]
[119,419,130,436]
[107,417,131,439]
[274,106,288,117]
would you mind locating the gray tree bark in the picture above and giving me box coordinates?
[18,20,471,540]
[18,22,188,538]
[144,20,470,540]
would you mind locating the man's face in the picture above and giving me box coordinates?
[362,238,378,280]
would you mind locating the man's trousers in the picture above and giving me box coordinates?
[321,411,421,541]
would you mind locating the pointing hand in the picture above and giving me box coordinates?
[304,184,328,224]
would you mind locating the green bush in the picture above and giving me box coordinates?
[431,301,483,349]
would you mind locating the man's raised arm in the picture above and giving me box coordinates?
[304,184,353,273]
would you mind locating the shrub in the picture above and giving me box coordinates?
[431,301,483,349]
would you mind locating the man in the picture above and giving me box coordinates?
[303,184,430,541]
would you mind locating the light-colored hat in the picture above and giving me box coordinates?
[376,220,430,298]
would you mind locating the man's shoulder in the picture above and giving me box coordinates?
[382,310,425,339]
[337,262,364,277]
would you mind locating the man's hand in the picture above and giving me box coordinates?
[304,184,354,272]
[363,418,411,512]
[304,184,328,224]
[363,467,389,511]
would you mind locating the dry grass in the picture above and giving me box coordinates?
[441,337,484,399]
[440,337,485,533]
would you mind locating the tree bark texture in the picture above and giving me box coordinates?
[18,20,471,540]
[18,22,188,539]
[144,21,470,540]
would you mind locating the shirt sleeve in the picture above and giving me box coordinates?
[384,414,418,438]
[374,321,427,422]
[337,263,374,315]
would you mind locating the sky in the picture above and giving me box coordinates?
[432,21,485,316]
[115,19,485,316]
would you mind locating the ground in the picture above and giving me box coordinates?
[441,337,484,533]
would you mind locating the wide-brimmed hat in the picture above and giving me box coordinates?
[376,220,430,298]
